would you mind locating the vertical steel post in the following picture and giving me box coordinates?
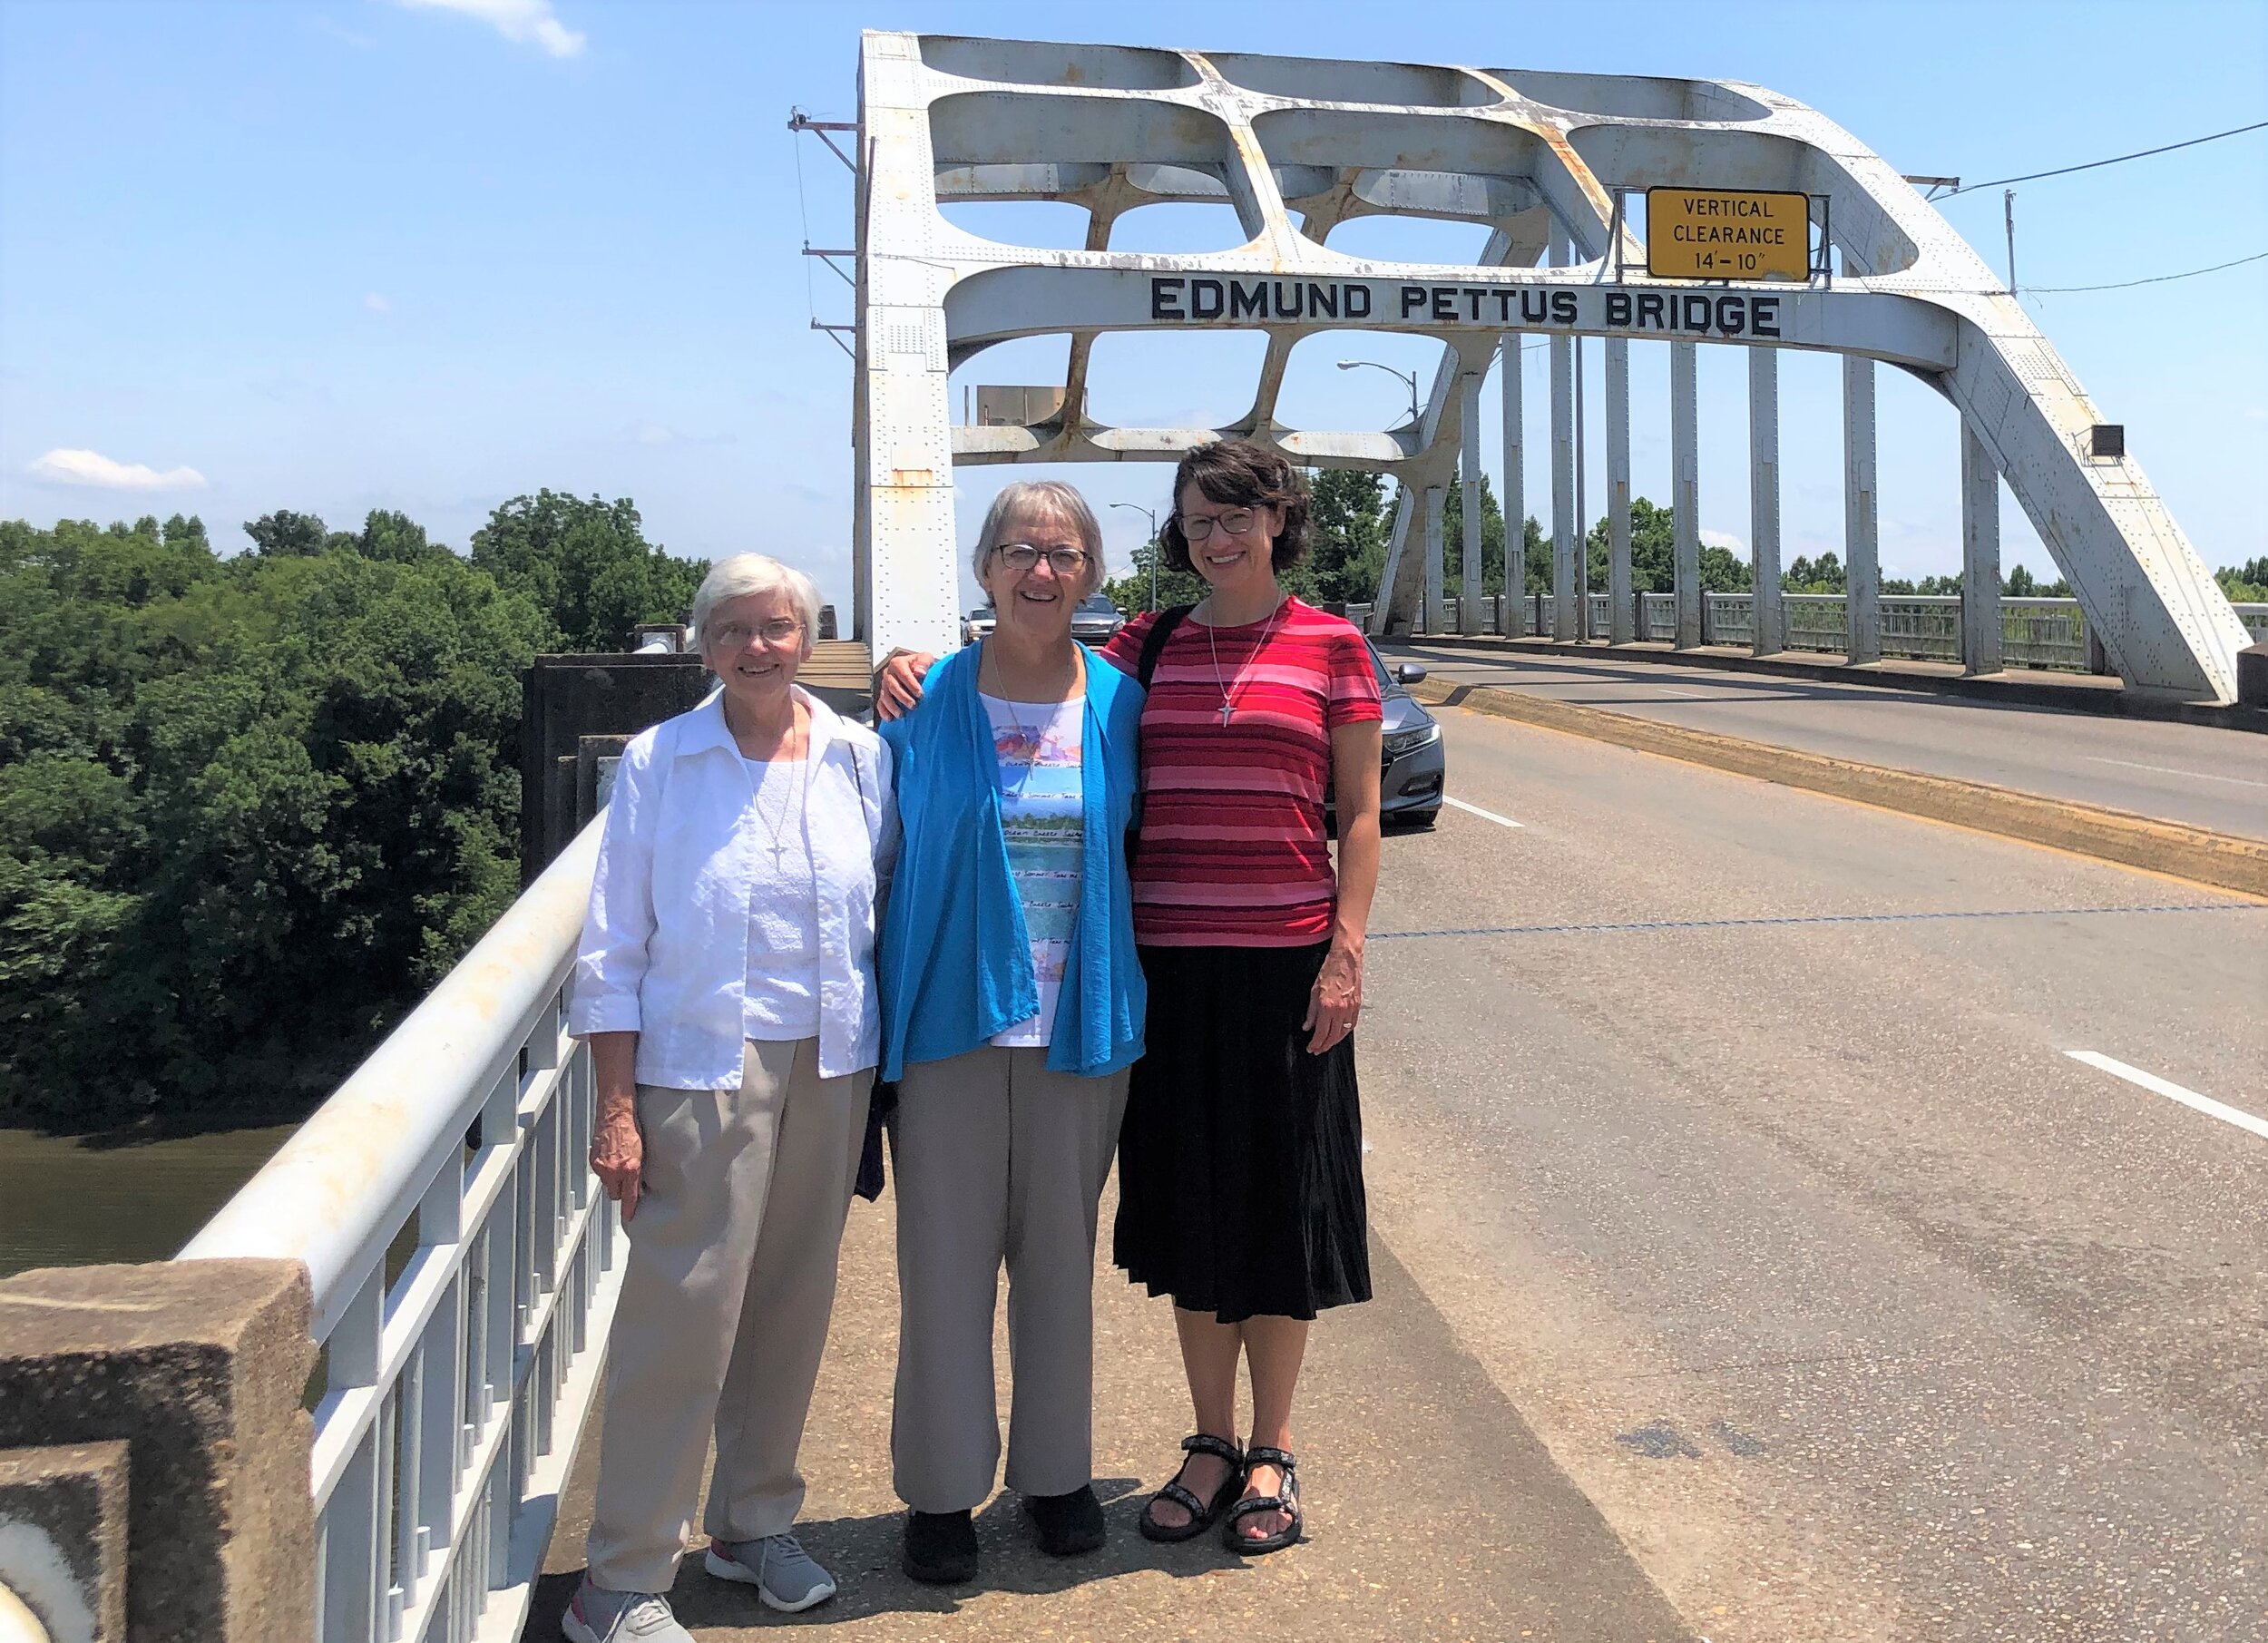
[1670,339,1701,649]
[1749,347,1784,655]
[1843,352,1881,663]
[1460,370,1483,633]
[1422,485,1445,633]
[1501,334,1525,635]
[1606,337,1633,643]
[1961,423,2004,674]
[1549,225,1578,640]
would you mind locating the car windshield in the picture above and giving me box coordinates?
[1364,640,1398,693]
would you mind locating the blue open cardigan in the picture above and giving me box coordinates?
[875,642,1147,1081]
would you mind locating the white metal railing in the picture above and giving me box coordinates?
[181,817,618,1643]
[1403,595,2268,673]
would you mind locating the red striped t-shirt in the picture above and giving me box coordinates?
[1101,598,1383,947]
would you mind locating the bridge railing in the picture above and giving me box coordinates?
[1402,596,2268,672]
[180,817,618,1643]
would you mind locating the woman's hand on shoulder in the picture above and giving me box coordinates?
[875,649,939,721]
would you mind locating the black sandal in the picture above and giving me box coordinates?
[1139,1433,1246,1543]
[1222,1445,1302,1555]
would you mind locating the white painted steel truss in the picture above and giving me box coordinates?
[853,32,2250,701]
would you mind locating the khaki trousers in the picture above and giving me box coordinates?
[585,1037,868,1593]
[891,1045,1130,1512]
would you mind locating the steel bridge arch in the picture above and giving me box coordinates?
[851,31,2250,702]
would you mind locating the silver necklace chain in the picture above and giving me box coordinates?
[737,707,808,864]
[1202,594,1289,726]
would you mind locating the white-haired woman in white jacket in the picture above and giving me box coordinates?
[562,553,895,1643]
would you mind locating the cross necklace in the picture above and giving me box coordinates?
[1203,595,1289,726]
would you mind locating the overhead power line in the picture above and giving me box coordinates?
[2023,247,2268,294]
[1943,119,2268,197]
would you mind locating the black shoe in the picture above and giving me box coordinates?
[1024,1483,1106,1557]
[903,1509,979,1584]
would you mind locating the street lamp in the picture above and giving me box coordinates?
[1110,501,1160,612]
[1336,357,1421,431]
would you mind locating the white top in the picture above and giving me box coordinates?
[739,754,821,1039]
[980,691,1085,1049]
[569,686,897,1086]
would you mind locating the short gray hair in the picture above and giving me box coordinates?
[690,553,823,649]
[972,480,1107,598]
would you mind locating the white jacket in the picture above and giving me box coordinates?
[567,686,897,1085]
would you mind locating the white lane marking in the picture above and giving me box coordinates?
[1442,795,1525,829]
[2065,1051,2268,1142]
[2083,756,2268,789]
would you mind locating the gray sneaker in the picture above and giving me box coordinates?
[561,1580,693,1643]
[706,1531,839,1613]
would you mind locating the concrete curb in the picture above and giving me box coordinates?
[1403,634,2268,735]
[1411,678,2268,899]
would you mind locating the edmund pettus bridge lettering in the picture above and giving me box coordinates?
[1149,275,1783,338]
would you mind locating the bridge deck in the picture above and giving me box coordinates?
[1389,642,2268,841]
[524,700,2266,1639]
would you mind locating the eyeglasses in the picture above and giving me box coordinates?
[1175,507,1258,543]
[992,542,1090,576]
[710,618,803,650]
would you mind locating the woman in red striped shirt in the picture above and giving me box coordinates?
[1099,442,1381,1556]
[876,443,1383,1556]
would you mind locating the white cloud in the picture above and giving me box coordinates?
[1699,527,1746,553]
[393,0,585,58]
[364,292,392,313]
[629,420,678,446]
[29,448,208,491]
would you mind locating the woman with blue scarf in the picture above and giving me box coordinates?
[876,480,1145,1588]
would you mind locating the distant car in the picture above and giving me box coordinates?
[963,595,1125,646]
[1072,593,1128,644]
[1370,641,1443,826]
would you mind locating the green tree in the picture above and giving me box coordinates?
[1437,467,1507,594]
[471,491,707,651]
[0,512,553,1128]
[2215,558,2268,601]
[1306,468,1391,605]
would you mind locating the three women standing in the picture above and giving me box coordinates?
[566,554,894,1642]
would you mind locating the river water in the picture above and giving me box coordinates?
[0,1125,297,1281]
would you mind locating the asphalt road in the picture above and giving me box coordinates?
[1383,642,2268,841]
[1356,702,2268,1640]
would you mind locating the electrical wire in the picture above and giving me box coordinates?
[1942,119,2268,197]
[2024,248,2268,293]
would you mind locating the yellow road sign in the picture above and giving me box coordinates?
[1646,188,1811,281]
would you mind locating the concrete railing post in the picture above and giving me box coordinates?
[0,1260,316,1643]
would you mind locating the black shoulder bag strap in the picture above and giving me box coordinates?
[1124,604,1194,862]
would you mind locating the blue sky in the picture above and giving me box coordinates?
[3,0,2263,618]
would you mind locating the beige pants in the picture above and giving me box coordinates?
[585,1037,869,1593]
[891,1045,1130,1512]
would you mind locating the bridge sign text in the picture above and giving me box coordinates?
[1645,187,1810,280]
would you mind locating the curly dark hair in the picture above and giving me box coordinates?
[1158,440,1311,574]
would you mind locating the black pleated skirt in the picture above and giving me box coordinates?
[1112,942,1372,1324]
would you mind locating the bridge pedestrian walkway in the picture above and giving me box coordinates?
[522,1177,1693,1642]
[1386,642,2268,842]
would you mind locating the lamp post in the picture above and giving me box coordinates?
[1110,501,1160,612]
[1336,357,1422,431]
